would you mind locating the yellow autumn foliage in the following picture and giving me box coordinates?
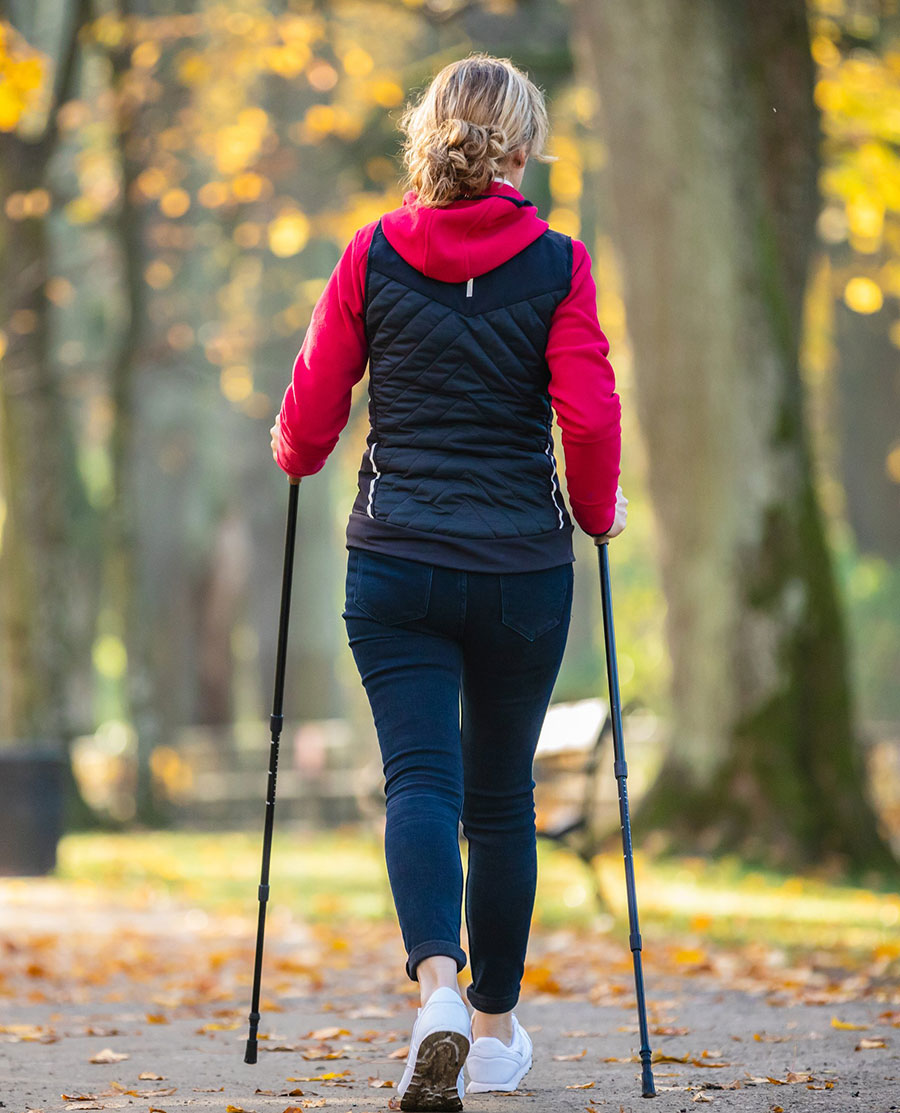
[0,20,47,132]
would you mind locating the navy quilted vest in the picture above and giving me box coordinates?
[345,203,576,573]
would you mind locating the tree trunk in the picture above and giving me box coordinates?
[195,505,250,727]
[0,0,98,827]
[104,7,170,823]
[0,158,72,745]
[573,0,898,877]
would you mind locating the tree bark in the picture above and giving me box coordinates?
[573,0,898,876]
[0,1,92,747]
[103,0,171,823]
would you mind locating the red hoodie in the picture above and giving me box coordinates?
[276,179,621,536]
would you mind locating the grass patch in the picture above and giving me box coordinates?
[53,827,900,966]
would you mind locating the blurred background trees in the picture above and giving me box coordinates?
[0,0,898,879]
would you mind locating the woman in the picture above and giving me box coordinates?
[271,51,627,1112]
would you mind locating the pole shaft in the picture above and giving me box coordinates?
[597,542,656,1097]
[245,479,300,1064]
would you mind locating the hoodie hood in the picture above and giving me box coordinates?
[380,179,550,283]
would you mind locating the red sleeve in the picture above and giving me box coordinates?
[545,238,622,536]
[275,221,376,478]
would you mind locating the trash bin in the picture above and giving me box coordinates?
[0,749,66,876]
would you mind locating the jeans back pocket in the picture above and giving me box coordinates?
[352,549,434,626]
[500,563,573,641]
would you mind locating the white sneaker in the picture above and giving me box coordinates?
[465,1013,533,1093]
[397,986,471,1111]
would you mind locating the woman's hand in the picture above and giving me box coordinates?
[270,414,302,484]
[592,485,628,544]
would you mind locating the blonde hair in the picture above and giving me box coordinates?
[397,52,556,208]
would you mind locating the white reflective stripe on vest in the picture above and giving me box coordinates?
[545,439,565,528]
[366,442,381,518]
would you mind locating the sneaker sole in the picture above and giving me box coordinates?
[400,1029,470,1112]
[465,1053,533,1093]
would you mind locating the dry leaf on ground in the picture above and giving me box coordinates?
[89,1048,129,1064]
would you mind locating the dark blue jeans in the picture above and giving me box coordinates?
[342,547,574,1014]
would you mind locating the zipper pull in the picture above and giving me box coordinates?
[466,277,473,297]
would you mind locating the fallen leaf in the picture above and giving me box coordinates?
[691,1095,714,1103]
[307,1026,350,1040]
[565,1081,595,1089]
[61,1097,98,1103]
[831,1016,870,1030]
[145,1014,168,1024]
[300,1046,346,1060]
[856,1037,887,1049]
[521,963,561,993]
[553,1048,587,1061]
[347,1004,394,1019]
[138,1073,166,1080]
[89,1048,129,1064]
[286,1071,350,1082]
[674,947,708,965]
[387,1046,409,1059]
[368,1078,393,1087]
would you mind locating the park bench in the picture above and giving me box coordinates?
[532,695,650,908]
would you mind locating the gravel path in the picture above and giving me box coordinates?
[1,881,898,1113]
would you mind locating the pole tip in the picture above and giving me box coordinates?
[640,1062,656,1096]
[244,1039,258,1065]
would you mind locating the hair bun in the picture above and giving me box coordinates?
[397,52,552,207]
[421,117,509,200]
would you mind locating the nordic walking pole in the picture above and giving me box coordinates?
[245,475,301,1065]
[596,538,656,1098]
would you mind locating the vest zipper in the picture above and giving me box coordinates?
[466,277,473,297]
[366,441,380,518]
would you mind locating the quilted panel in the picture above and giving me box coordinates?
[355,222,573,540]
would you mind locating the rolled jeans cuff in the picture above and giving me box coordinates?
[406,940,468,982]
[466,984,520,1014]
